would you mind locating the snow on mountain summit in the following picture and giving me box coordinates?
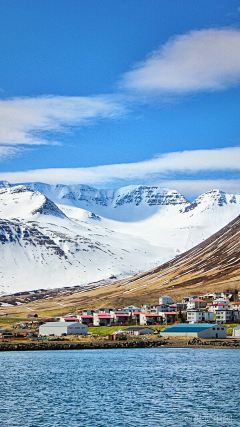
[0,185,66,220]
[0,181,240,295]
[12,182,190,221]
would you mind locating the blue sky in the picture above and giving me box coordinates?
[0,0,240,199]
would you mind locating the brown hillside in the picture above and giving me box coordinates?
[1,214,240,316]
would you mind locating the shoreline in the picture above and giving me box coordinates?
[1,338,240,351]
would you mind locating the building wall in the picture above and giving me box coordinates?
[233,328,240,337]
[161,326,226,339]
[159,296,172,305]
[39,323,88,336]
[187,311,214,323]
[132,328,154,335]
[198,326,226,339]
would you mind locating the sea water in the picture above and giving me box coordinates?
[0,348,239,427]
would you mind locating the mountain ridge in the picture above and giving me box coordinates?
[0,180,239,295]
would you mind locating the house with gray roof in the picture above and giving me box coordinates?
[39,322,88,336]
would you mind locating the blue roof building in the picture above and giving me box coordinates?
[161,323,226,339]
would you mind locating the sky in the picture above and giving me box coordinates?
[0,0,240,199]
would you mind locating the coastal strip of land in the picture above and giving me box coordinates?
[1,337,240,351]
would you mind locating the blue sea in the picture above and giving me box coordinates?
[0,348,239,427]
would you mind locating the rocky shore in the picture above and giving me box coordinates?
[0,337,240,351]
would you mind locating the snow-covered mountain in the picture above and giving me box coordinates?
[11,182,189,221]
[0,181,240,295]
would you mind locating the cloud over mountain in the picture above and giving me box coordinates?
[122,28,240,94]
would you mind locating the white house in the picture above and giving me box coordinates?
[161,323,226,339]
[111,312,130,324]
[159,295,172,305]
[214,298,229,305]
[122,305,141,312]
[93,312,113,326]
[79,315,94,325]
[231,302,240,311]
[187,299,207,310]
[208,303,229,313]
[233,326,240,337]
[39,322,88,336]
[60,316,80,322]
[215,310,239,323]
[124,327,154,336]
[148,304,169,313]
[187,310,214,323]
[139,313,162,325]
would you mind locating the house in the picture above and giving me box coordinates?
[233,326,240,337]
[97,308,113,314]
[82,309,94,316]
[215,310,239,323]
[214,298,229,305]
[156,312,177,323]
[132,312,144,324]
[161,323,226,339]
[187,299,207,310]
[168,303,187,311]
[93,313,113,326]
[79,315,93,326]
[159,295,172,305]
[148,304,169,313]
[122,305,141,312]
[39,322,88,336]
[187,310,214,323]
[124,327,154,336]
[139,313,163,325]
[231,302,240,311]
[60,316,79,322]
[208,303,229,313]
[112,312,130,324]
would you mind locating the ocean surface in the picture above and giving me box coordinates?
[0,348,239,427]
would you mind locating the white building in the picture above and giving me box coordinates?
[124,327,154,336]
[208,303,229,313]
[214,298,229,305]
[187,310,214,323]
[149,304,168,313]
[233,326,240,337]
[187,299,207,310]
[122,305,141,312]
[161,323,226,339]
[39,322,88,336]
[231,302,240,311]
[140,312,177,325]
[215,310,239,323]
[159,295,172,305]
[93,312,113,326]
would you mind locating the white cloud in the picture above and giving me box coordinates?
[0,147,239,188]
[0,95,125,146]
[0,146,27,162]
[122,28,240,94]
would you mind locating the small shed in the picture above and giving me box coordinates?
[124,327,154,336]
[161,323,226,339]
[233,326,240,337]
[39,322,88,336]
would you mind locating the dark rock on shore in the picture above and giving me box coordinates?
[0,339,170,352]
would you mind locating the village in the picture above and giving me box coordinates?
[1,290,240,342]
